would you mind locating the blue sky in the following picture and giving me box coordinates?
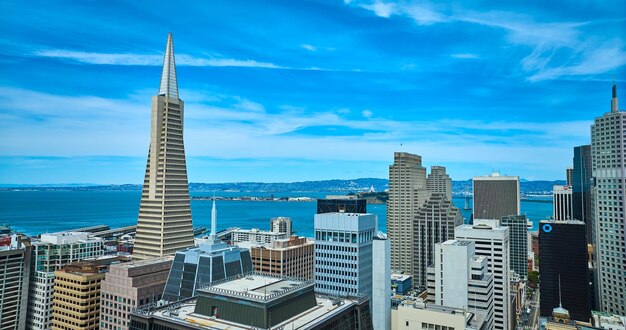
[0,0,624,184]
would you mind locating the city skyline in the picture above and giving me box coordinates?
[1,1,625,184]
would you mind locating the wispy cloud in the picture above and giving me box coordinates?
[349,1,626,81]
[34,49,282,68]
[301,44,317,51]
[451,53,480,59]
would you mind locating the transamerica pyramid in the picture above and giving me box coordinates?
[133,33,195,259]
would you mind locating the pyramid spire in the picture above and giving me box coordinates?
[158,32,179,99]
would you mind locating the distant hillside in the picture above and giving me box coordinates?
[2,178,564,195]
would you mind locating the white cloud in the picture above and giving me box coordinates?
[301,44,316,51]
[364,1,396,18]
[451,53,480,59]
[349,2,626,81]
[34,49,282,69]
[0,87,591,175]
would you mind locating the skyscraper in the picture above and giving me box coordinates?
[473,173,520,219]
[455,220,511,330]
[539,220,590,322]
[501,215,529,278]
[566,168,574,187]
[388,152,428,276]
[317,195,367,214]
[100,258,172,330]
[427,165,452,201]
[572,145,592,238]
[553,185,573,220]
[314,212,376,298]
[133,33,195,260]
[426,240,495,329]
[591,84,625,314]
[413,192,462,286]
[0,235,30,330]
[26,232,104,330]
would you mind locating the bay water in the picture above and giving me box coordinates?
[0,191,551,237]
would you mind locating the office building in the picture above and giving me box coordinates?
[26,232,104,330]
[388,152,428,276]
[413,192,463,286]
[388,152,460,287]
[539,220,590,322]
[0,235,31,330]
[51,259,118,330]
[391,274,412,295]
[501,215,529,278]
[269,216,292,235]
[553,185,573,220]
[314,212,376,298]
[241,235,314,280]
[591,84,626,314]
[130,273,373,329]
[373,234,391,330]
[231,228,289,244]
[100,258,172,330]
[572,145,592,239]
[455,220,511,330]
[427,165,452,201]
[133,33,195,260]
[473,173,520,219]
[426,240,495,329]
[567,168,574,187]
[317,195,367,214]
[592,311,626,329]
[392,301,486,330]
[161,200,253,302]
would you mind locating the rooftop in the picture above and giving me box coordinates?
[141,293,361,330]
[198,273,312,303]
[396,300,486,330]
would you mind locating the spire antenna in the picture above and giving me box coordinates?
[158,32,179,99]
[558,274,563,308]
[210,196,217,239]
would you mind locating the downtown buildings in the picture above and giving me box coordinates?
[591,84,626,314]
[539,220,591,322]
[133,33,195,260]
[0,235,31,330]
[387,152,462,287]
[26,232,104,330]
[100,258,173,330]
[456,220,511,330]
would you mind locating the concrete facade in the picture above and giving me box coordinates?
[553,185,573,220]
[373,235,391,330]
[133,33,195,260]
[100,258,172,330]
[455,220,511,330]
[473,173,520,219]
[0,236,31,330]
[427,240,495,329]
[26,232,104,330]
[591,84,626,314]
[314,212,376,299]
[244,236,314,280]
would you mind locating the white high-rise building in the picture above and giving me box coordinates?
[133,33,195,260]
[455,220,510,330]
[592,84,626,314]
[553,185,573,220]
[373,234,391,330]
[270,216,292,235]
[26,232,104,330]
[314,213,376,298]
[427,240,495,329]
